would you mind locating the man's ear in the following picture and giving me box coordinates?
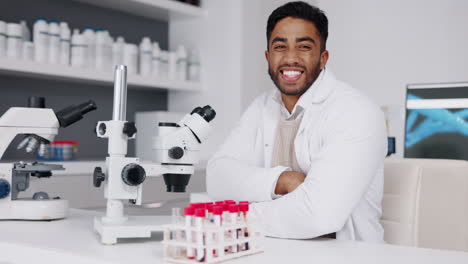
[265,50,270,63]
[320,50,329,70]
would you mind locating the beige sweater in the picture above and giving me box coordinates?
[270,117,302,172]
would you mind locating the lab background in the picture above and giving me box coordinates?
[0,0,468,254]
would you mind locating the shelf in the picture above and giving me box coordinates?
[72,0,205,21]
[0,58,202,91]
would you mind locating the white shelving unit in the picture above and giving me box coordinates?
[73,0,205,21]
[0,58,202,91]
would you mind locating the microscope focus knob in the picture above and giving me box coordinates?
[93,167,106,188]
[0,179,11,199]
[168,147,184,160]
[121,163,146,186]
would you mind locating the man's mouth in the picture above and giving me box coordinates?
[280,68,304,82]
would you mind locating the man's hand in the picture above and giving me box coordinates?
[274,171,306,195]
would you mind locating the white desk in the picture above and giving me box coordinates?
[1,209,468,264]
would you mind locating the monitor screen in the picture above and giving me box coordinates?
[404,82,468,160]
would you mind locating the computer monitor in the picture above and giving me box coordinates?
[404,82,468,160]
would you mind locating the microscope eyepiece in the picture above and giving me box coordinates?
[192,105,216,123]
[55,100,98,128]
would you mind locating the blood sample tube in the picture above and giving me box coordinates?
[228,204,239,253]
[239,203,250,251]
[184,207,195,260]
[195,208,206,262]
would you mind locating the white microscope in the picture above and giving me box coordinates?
[93,65,216,245]
[0,97,97,220]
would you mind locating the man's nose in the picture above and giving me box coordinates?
[283,49,300,65]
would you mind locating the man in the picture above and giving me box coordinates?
[206,1,387,242]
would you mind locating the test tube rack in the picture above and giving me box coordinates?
[162,222,264,263]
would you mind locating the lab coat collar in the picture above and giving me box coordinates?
[271,68,334,112]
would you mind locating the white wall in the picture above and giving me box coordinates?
[317,0,468,156]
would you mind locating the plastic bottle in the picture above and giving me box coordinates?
[184,207,195,260]
[123,43,138,74]
[20,20,30,42]
[213,206,224,258]
[59,22,70,65]
[195,208,206,262]
[168,51,177,80]
[176,45,188,81]
[48,20,60,64]
[22,41,34,61]
[112,36,125,67]
[95,29,106,70]
[160,50,169,79]
[33,18,49,63]
[103,30,113,70]
[188,48,201,82]
[0,21,6,57]
[151,42,161,77]
[71,29,87,68]
[83,27,95,68]
[6,23,23,59]
[139,37,152,76]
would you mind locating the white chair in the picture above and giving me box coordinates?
[382,158,468,251]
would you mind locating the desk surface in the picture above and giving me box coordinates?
[1,209,468,264]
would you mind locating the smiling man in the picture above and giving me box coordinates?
[206,1,387,242]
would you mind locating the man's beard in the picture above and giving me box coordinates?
[268,61,322,96]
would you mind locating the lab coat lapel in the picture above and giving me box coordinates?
[263,99,280,168]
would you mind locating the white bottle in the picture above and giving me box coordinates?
[59,22,70,65]
[160,50,169,79]
[168,51,177,80]
[123,43,138,74]
[176,45,188,81]
[48,20,60,64]
[22,41,34,61]
[0,21,6,57]
[20,20,31,42]
[112,36,125,66]
[7,23,23,59]
[151,42,161,77]
[139,37,152,76]
[188,49,201,82]
[33,18,49,63]
[103,31,113,70]
[71,29,87,68]
[83,27,95,68]
[95,29,106,70]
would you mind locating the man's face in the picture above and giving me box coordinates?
[266,17,329,96]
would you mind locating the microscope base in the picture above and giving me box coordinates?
[94,215,171,245]
[0,199,68,220]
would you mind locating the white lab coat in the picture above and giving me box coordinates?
[206,69,387,242]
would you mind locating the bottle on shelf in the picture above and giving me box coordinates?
[59,22,71,66]
[112,36,125,67]
[151,41,161,77]
[6,23,23,59]
[95,29,106,70]
[71,29,87,68]
[33,18,49,63]
[168,51,177,80]
[20,20,30,42]
[0,20,6,57]
[123,43,138,74]
[83,26,95,69]
[139,37,152,76]
[22,41,34,61]
[188,48,201,82]
[48,20,60,64]
[176,45,188,81]
[103,30,113,70]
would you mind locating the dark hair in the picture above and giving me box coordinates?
[266,1,328,51]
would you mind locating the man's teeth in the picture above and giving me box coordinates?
[283,70,302,77]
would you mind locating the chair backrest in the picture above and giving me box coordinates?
[381,159,422,246]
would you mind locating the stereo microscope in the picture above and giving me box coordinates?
[93,65,216,245]
[0,97,97,220]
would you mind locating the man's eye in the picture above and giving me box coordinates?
[274,45,286,50]
[299,45,311,50]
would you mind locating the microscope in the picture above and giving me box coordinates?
[92,65,216,245]
[0,97,97,220]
